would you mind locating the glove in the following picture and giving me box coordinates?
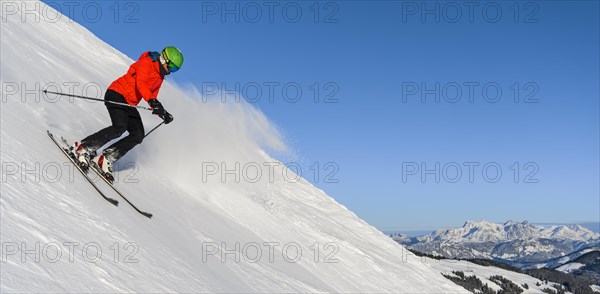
[148,99,165,117]
[162,112,174,124]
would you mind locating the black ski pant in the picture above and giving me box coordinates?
[81,90,144,162]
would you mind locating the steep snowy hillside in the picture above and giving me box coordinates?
[428,259,565,293]
[0,1,464,292]
[554,250,600,285]
[511,246,600,269]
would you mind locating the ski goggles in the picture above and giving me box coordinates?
[161,51,180,73]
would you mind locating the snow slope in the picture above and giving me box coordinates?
[0,1,465,292]
[428,258,566,293]
[555,262,585,273]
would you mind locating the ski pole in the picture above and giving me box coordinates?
[42,89,152,111]
[144,121,165,139]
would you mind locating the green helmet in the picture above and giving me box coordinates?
[161,46,183,73]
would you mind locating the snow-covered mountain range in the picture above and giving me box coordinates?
[422,220,599,243]
[392,220,600,265]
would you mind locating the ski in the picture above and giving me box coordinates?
[47,130,119,206]
[61,136,153,219]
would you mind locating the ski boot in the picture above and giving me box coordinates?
[69,141,92,172]
[92,151,115,184]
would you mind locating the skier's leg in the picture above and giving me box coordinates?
[102,107,145,162]
[80,90,129,152]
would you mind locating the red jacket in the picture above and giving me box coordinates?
[108,52,164,106]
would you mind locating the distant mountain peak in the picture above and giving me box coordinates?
[503,220,530,226]
[463,219,492,228]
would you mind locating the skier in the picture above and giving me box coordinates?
[70,46,184,180]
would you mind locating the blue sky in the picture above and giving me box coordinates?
[43,1,599,232]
